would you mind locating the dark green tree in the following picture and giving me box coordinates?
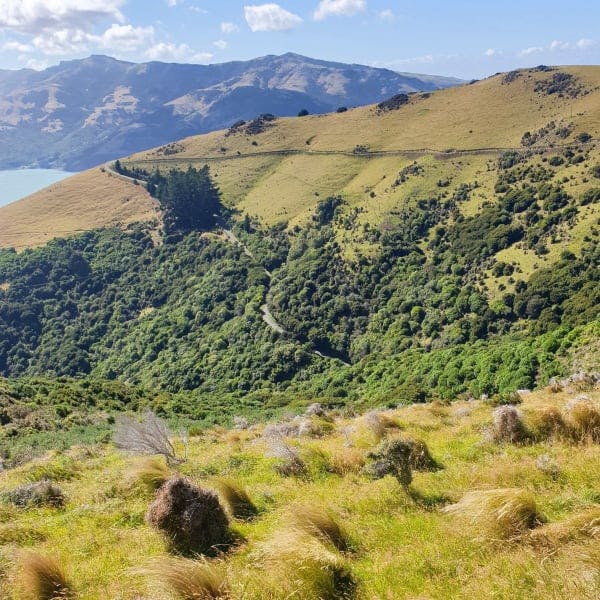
[156,166,223,235]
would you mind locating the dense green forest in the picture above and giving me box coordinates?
[1,152,599,434]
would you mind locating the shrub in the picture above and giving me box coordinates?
[114,410,181,465]
[365,438,413,488]
[130,456,171,493]
[142,557,230,599]
[336,106,347,113]
[17,552,73,600]
[3,480,65,509]
[146,476,230,555]
[443,488,543,540]
[486,391,523,406]
[404,437,441,471]
[214,479,257,520]
[298,109,309,117]
[491,406,529,443]
[291,505,353,552]
[305,402,325,416]
[563,397,600,442]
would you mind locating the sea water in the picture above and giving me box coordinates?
[0,169,74,208]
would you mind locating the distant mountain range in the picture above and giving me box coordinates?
[0,53,462,170]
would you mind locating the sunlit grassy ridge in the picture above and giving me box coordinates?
[122,65,600,279]
[1,386,598,598]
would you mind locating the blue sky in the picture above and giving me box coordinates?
[1,1,599,78]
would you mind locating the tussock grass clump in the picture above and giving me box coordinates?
[146,476,230,555]
[328,447,365,475]
[3,480,66,508]
[142,557,230,599]
[130,456,172,493]
[350,410,401,448]
[17,552,73,600]
[491,405,529,443]
[214,479,257,520]
[443,488,543,541]
[527,506,600,548]
[265,437,307,477]
[527,406,569,441]
[290,505,353,552]
[564,397,600,442]
[259,530,356,599]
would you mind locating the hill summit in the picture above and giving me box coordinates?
[0,53,461,171]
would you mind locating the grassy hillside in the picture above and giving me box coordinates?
[122,65,600,278]
[0,168,159,250]
[0,384,599,598]
[0,65,598,401]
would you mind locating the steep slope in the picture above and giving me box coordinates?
[0,168,159,250]
[0,65,598,403]
[0,53,461,170]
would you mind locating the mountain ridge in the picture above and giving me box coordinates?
[0,53,462,171]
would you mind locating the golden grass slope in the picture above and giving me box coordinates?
[4,65,600,255]
[0,168,159,251]
[0,387,599,599]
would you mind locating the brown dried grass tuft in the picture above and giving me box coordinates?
[443,488,543,541]
[17,552,73,600]
[141,557,230,599]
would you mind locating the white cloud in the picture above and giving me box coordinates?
[519,46,544,56]
[166,0,182,6]
[213,39,228,50]
[221,21,239,34]
[97,24,153,51]
[0,0,124,35]
[25,58,48,70]
[2,40,34,53]
[519,38,597,57]
[484,48,499,57]
[244,4,302,32]
[377,9,395,23]
[31,28,91,54]
[577,38,597,49]
[314,0,366,21]
[145,42,213,63]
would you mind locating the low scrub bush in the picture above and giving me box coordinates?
[2,480,65,509]
[265,437,307,477]
[114,410,181,465]
[443,488,543,541]
[365,438,413,488]
[146,476,230,556]
[491,406,529,443]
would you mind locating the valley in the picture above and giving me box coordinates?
[0,62,598,599]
